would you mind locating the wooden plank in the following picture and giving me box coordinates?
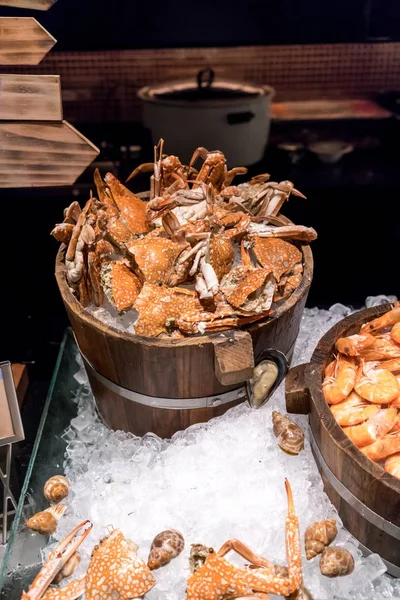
[11,364,29,408]
[0,18,56,65]
[0,74,62,120]
[0,0,56,9]
[0,121,99,187]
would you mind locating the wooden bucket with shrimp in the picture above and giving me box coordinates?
[285,304,400,576]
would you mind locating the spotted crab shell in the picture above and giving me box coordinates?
[44,475,70,503]
[85,529,156,599]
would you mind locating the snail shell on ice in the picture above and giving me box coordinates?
[272,411,305,455]
[26,504,67,536]
[44,475,70,503]
[147,529,185,570]
[26,511,57,536]
[320,546,354,577]
[53,552,81,584]
[305,519,337,560]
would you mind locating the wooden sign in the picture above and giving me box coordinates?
[0,121,99,187]
[0,0,56,8]
[0,74,62,120]
[0,17,56,65]
[0,362,24,446]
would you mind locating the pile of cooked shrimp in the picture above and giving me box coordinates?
[323,305,400,480]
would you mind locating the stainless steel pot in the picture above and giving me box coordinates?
[138,69,275,166]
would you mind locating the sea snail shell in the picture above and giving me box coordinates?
[147,529,184,570]
[305,519,337,560]
[320,546,354,577]
[26,511,57,536]
[44,475,70,503]
[272,411,305,455]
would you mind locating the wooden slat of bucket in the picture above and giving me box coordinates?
[0,18,56,65]
[0,0,55,8]
[0,121,99,187]
[0,74,62,120]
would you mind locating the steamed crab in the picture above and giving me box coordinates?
[52,140,317,337]
[186,479,304,600]
[21,523,184,600]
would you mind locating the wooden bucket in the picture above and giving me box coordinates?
[285,304,400,577]
[56,217,313,439]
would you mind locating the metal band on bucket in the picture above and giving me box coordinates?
[80,350,247,411]
[310,431,400,543]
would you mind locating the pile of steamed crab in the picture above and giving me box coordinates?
[52,140,317,338]
[22,475,355,600]
[323,304,400,479]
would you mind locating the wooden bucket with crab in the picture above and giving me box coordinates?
[285,304,400,576]
[54,144,315,439]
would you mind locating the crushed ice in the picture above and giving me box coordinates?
[48,295,400,600]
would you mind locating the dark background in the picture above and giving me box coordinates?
[0,0,400,50]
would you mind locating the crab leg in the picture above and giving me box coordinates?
[195,274,213,299]
[126,162,154,183]
[252,225,317,243]
[239,480,302,597]
[179,239,208,265]
[218,540,273,570]
[200,257,219,294]
[21,521,92,600]
[32,577,85,600]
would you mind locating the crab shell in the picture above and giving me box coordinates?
[104,172,149,234]
[85,529,156,599]
[127,236,187,285]
[101,259,142,311]
[252,237,302,282]
[207,233,235,281]
[221,266,275,314]
[134,284,202,337]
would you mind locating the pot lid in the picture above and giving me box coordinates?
[138,68,274,106]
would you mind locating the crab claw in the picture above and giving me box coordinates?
[21,520,92,600]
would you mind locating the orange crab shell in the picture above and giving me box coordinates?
[127,236,187,285]
[104,172,149,234]
[186,552,265,600]
[102,259,142,311]
[134,283,202,337]
[252,237,302,282]
[222,266,272,309]
[208,233,235,281]
[85,529,156,600]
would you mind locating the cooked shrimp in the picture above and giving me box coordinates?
[343,407,398,448]
[385,453,400,479]
[358,336,400,361]
[335,333,375,357]
[389,412,400,433]
[391,322,400,345]
[361,430,400,460]
[330,391,380,426]
[322,356,357,405]
[354,361,399,404]
[379,358,400,373]
[361,305,400,335]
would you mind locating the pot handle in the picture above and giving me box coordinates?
[197,68,215,90]
[211,330,254,386]
[285,363,311,414]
